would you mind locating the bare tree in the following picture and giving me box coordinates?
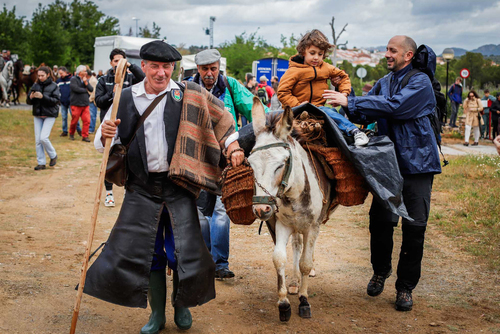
[329,16,348,66]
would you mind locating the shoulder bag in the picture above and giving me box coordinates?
[105,92,167,186]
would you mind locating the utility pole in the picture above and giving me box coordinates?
[132,17,140,37]
[204,16,216,48]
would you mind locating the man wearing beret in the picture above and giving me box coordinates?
[87,40,244,333]
[192,49,269,280]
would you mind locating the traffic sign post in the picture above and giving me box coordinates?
[460,68,470,79]
[356,67,367,85]
[460,68,470,89]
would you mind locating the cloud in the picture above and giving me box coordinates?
[3,0,500,54]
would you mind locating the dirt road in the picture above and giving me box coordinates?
[1,150,499,333]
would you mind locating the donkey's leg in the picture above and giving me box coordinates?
[298,225,320,318]
[288,232,302,295]
[273,221,294,322]
[309,248,316,277]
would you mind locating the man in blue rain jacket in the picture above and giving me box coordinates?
[324,35,441,312]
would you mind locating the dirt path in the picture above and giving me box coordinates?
[1,151,499,333]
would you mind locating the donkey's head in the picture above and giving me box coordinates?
[248,97,295,221]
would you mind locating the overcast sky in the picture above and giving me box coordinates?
[7,0,500,54]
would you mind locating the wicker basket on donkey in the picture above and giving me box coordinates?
[221,160,256,225]
[307,144,369,206]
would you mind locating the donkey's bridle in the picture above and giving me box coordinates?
[250,142,293,211]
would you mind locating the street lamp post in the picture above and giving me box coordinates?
[442,48,455,125]
[132,17,140,37]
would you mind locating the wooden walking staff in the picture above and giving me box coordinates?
[70,58,128,334]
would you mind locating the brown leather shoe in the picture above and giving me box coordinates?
[463,142,469,146]
[472,142,479,146]
[49,156,57,166]
[82,137,90,142]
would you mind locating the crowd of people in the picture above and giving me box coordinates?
[14,29,500,333]
[448,79,500,145]
[83,32,438,334]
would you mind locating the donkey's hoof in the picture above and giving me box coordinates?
[278,302,292,322]
[288,285,299,295]
[298,296,311,318]
[309,269,316,277]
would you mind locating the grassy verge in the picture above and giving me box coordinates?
[0,107,101,172]
[431,155,500,269]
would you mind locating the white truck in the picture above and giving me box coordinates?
[93,35,157,73]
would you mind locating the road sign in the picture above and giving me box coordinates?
[460,68,470,79]
[356,67,367,79]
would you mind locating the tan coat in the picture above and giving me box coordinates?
[464,97,484,127]
[278,55,351,108]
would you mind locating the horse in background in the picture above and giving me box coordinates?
[18,61,38,97]
[10,59,25,105]
[248,97,334,322]
[0,61,14,107]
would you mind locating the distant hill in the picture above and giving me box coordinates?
[471,44,500,56]
[441,45,500,57]
[447,47,468,57]
[362,44,500,58]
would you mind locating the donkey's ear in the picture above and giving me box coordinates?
[252,96,266,135]
[276,106,294,140]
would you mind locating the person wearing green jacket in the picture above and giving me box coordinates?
[192,49,269,279]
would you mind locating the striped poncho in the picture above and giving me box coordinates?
[169,81,235,196]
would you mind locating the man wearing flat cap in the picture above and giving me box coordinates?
[192,49,269,280]
[86,40,244,333]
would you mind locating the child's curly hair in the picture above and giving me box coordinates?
[296,29,334,59]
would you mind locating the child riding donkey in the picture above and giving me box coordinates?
[278,29,369,147]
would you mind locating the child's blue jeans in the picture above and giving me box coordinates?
[319,106,357,135]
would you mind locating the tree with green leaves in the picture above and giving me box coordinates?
[219,31,270,81]
[64,0,119,66]
[0,5,30,61]
[278,34,298,59]
[139,22,161,39]
[28,0,119,68]
[29,1,71,66]
[451,52,484,90]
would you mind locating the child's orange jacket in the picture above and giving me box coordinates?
[278,55,351,108]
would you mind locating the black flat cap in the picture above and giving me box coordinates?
[140,40,182,62]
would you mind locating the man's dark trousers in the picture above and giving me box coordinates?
[368,173,434,292]
[449,101,460,127]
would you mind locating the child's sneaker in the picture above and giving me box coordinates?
[105,192,115,207]
[352,129,369,147]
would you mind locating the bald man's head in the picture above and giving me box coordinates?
[385,35,416,72]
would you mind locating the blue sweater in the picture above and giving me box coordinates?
[56,74,72,107]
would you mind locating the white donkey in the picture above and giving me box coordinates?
[0,60,14,107]
[248,97,333,322]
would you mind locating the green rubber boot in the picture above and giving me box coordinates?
[172,270,192,330]
[140,270,167,334]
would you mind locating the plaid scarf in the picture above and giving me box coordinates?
[169,81,235,196]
